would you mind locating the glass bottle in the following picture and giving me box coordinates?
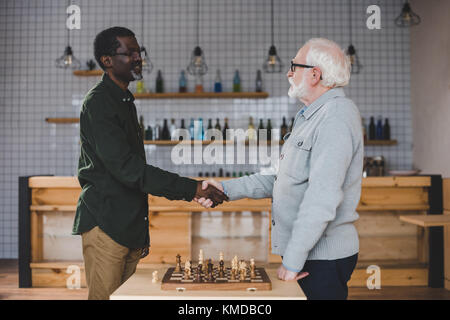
[214,69,223,93]
[206,118,213,140]
[156,70,164,93]
[255,70,263,92]
[154,120,161,141]
[369,116,376,140]
[376,116,383,140]
[136,80,146,94]
[195,74,204,93]
[383,118,391,140]
[233,70,241,92]
[145,125,153,141]
[215,118,221,131]
[189,118,195,141]
[267,119,273,141]
[289,117,294,132]
[361,117,367,142]
[194,118,204,140]
[162,119,171,140]
[179,70,187,93]
[258,119,265,141]
[179,119,186,141]
[222,117,229,140]
[169,118,177,140]
[248,116,256,141]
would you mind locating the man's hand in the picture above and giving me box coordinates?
[277,264,309,281]
[194,179,224,208]
[194,180,228,208]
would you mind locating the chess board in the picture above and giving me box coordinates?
[161,267,272,291]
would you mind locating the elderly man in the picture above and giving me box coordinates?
[196,38,363,300]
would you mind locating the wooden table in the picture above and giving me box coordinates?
[110,265,306,300]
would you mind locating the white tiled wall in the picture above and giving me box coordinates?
[0,0,413,258]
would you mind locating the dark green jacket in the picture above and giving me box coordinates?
[72,73,197,248]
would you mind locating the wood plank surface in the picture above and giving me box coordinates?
[399,214,450,227]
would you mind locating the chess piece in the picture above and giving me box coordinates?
[152,270,159,283]
[196,265,202,282]
[199,249,204,265]
[175,254,182,272]
[206,260,215,282]
[239,260,247,281]
[219,251,224,262]
[219,259,225,278]
[250,258,256,279]
[230,268,236,281]
[184,260,191,278]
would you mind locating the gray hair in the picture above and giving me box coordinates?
[304,38,351,88]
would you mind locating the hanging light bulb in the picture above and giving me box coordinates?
[395,1,421,27]
[346,0,361,74]
[186,0,208,76]
[140,46,153,74]
[346,44,361,74]
[55,45,81,69]
[187,46,208,76]
[263,0,283,73]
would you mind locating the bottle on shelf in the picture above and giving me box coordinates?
[136,80,146,94]
[222,117,229,140]
[205,172,209,177]
[169,118,177,140]
[233,70,241,92]
[361,117,367,142]
[232,172,237,178]
[145,125,153,140]
[194,118,204,140]
[238,171,243,177]
[225,172,231,177]
[139,115,145,140]
[258,119,265,141]
[206,118,213,140]
[179,119,186,141]
[195,74,204,93]
[215,118,221,131]
[219,168,224,177]
[267,119,273,141]
[189,118,195,140]
[383,118,391,140]
[212,172,216,177]
[154,120,161,141]
[368,116,376,140]
[156,70,164,93]
[214,69,223,93]
[161,119,171,140]
[255,70,263,92]
[248,116,256,141]
[376,116,383,140]
[198,172,203,177]
[179,70,187,93]
[280,116,288,140]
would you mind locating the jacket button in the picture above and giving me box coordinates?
[297,141,303,147]
[144,216,148,221]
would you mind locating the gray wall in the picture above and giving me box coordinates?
[410,0,450,177]
[0,0,413,258]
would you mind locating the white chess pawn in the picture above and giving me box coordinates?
[152,270,159,283]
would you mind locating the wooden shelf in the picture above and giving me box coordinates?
[45,118,79,124]
[144,140,283,145]
[134,92,269,99]
[399,213,450,227]
[365,139,397,146]
[73,70,103,77]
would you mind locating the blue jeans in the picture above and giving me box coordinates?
[296,253,358,300]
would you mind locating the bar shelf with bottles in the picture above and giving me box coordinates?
[362,116,397,146]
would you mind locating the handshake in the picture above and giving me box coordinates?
[194,180,227,208]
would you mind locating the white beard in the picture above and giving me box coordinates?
[288,77,308,100]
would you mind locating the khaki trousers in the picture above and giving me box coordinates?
[81,226,142,300]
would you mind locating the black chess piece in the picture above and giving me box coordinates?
[219,260,225,278]
[196,265,202,282]
[207,260,215,282]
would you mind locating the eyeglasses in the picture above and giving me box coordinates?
[290,60,315,72]
[112,47,146,59]
[290,60,323,79]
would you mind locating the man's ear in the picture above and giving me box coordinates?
[101,55,112,69]
[311,67,322,85]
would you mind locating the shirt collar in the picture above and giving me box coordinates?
[101,72,135,103]
[302,87,346,120]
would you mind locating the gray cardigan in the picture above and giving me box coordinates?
[222,88,363,272]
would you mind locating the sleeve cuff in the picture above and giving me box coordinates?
[282,262,301,273]
[177,177,198,201]
[221,182,229,197]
